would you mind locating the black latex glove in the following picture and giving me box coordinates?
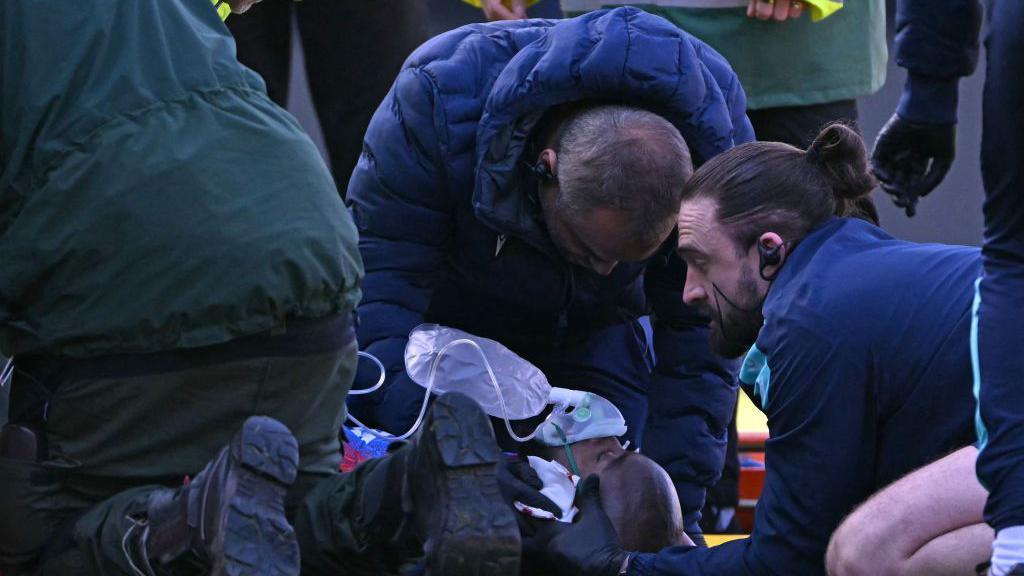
[536,475,630,576]
[497,456,563,575]
[871,114,956,217]
[496,456,562,519]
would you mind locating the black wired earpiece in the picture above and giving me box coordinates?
[757,242,784,282]
[710,239,789,337]
[526,159,555,182]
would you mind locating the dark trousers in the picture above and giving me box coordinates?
[698,99,860,535]
[0,315,401,575]
[747,99,859,148]
[226,0,429,193]
[976,0,1024,532]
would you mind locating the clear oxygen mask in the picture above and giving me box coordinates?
[393,324,627,445]
[536,391,627,446]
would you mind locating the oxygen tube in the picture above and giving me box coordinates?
[347,351,387,396]
[553,423,582,478]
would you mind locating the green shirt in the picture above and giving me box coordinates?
[569,2,887,110]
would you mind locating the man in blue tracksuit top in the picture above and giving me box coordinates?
[536,125,980,575]
[870,1,1024,573]
[346,8,753,538]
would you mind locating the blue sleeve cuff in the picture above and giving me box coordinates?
[627,552,659,576]
[896,73,960,125]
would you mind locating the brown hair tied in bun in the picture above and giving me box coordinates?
[682,122,881,252]
[806,123,880,224]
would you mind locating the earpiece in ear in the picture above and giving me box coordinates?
[758,243,781,267]
[529,160,555,182]
[758,242,782,281]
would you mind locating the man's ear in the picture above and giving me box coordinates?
[537,149,558,180]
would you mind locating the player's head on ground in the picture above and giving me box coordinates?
[540,437,690,551]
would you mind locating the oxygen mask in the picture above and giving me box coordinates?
[397,324,627,445]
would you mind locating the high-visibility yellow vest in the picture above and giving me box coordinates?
[461,0,542,10]
[211,0,232,21]
[464,0,842,22]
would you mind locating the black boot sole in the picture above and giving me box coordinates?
[216,416,301,576]
[417,393,521,576]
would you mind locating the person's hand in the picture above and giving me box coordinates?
[481,0,528,21]
[497,456,562,519]
[223,0,263,14]
[498,456,561,574]
[535,475,630,576]
[871,114,956,217]
[747,0,804,21]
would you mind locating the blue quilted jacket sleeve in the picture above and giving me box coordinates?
[346,67,453,433]
[894,0,982,124]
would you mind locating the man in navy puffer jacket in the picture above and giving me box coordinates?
[347,7,753,539]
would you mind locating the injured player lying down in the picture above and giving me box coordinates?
[523,436,694,552]
[341,394,692,575]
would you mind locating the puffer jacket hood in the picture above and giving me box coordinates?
[469,8,753,244]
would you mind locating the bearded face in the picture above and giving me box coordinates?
[703,263,764,359]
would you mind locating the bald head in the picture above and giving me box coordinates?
[545,104,692,249]
[599,451,689,552]
[539,440,690,552]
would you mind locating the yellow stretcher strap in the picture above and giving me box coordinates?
[211,0,232,21]
[707,534,749,547]
[461,0,542,8]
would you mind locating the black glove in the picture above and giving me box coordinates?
[871,114,956,217]
[537,475,630,576]
[497,456,564,575]
[496,456,562,519]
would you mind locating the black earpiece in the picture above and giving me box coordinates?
[758,242,782,281]
[528,160,555,182]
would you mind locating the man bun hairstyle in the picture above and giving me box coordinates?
[682,122,879,253]
[806,123,880,224]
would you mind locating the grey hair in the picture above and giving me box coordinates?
[555,104,692,246]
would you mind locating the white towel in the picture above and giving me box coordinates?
[513,456,580,523]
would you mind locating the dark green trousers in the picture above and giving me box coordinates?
[0,336,416,575]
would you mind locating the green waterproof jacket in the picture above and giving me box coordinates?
[565,1,887,110]
[0,0,363,359]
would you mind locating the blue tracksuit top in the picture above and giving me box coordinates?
[346,7,753,535]
[893,0,982,125]
[630,217,981,576]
